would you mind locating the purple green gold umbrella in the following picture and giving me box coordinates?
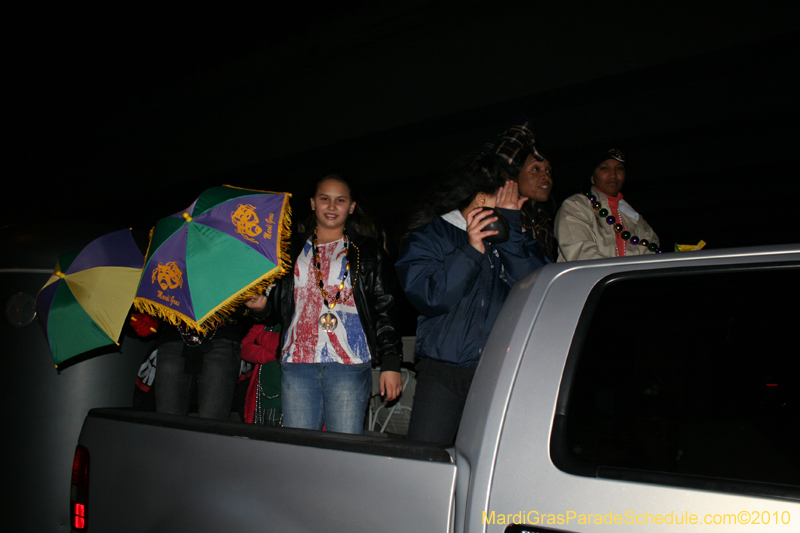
[36,229,145,368]
[133,185,291,334]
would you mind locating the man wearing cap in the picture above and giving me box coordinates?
[492,120,558,262]
[555,149,661,262]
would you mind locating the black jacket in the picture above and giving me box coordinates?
[262,225,403,373]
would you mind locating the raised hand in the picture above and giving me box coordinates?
[494,180,527,210]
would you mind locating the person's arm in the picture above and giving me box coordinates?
[395,226,484,317]
[241,323,281,364]
[243,281,281,323]
[636,218,660,253]
[365,243,403,401]
[379,371,403,402]
[241,324,268,364]
[494,206,548,283]
[492,181,548,284]
[554,197,608,262]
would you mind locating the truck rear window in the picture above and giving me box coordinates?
[553,265,800,495]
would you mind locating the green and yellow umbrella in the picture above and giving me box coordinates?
[36,229,145,368]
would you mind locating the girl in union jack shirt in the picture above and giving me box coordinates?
[246,175,403,434]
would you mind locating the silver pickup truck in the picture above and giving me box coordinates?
[72,245,800,532]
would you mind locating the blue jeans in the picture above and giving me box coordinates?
[155,339,241,420]
[281,362,372,434]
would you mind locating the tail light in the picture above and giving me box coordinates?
[70,445,89,531]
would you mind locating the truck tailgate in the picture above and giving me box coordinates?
[78,408,455,532]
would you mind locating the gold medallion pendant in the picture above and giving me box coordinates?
[319,312,338,332]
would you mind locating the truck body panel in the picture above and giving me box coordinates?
[458,245,800,532]
[79,410,455,532]
[76,245,800,532]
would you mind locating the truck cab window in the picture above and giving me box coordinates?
[555,266,800,490]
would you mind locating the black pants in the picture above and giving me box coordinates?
[406,358,476,446]
[155,339,240,420]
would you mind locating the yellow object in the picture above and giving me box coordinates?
[675,240,707,252]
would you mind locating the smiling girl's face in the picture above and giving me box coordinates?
[310,178,356,237]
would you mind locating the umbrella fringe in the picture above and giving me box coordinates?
[198,272,282,332]
[133,298,196,330]
[277,195,293,271]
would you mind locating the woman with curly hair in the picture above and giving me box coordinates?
[395,153,547,445]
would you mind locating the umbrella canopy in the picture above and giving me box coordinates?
[36,229,145,368]
[134,185,291,333]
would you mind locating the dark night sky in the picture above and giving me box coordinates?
[7,3,800,256]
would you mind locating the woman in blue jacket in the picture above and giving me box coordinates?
[396,153,547,445]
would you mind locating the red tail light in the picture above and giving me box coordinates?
[70,445,89,531]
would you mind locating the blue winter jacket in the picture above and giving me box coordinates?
[395,207,548,367]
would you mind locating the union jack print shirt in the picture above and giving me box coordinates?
[281,238,371,365]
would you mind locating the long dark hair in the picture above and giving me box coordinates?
[405,153,517,233]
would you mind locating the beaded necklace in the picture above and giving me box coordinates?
[176,323,219,352]
[311,227,360,331]
[585,190,662,254]
[254,363,282,425]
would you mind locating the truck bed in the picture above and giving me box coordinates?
[78,408,456,532]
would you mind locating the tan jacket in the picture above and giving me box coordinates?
[554,188,659,262]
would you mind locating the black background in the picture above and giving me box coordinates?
[7,2,799,253]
